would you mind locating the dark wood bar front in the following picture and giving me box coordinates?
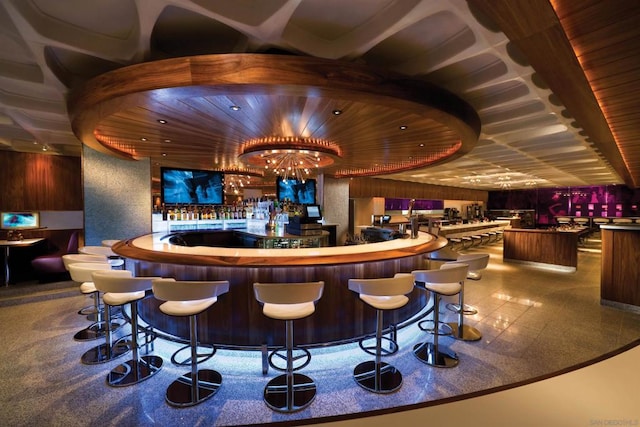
[114,231,447,347]
[600,224,640,311]
[503,228,584,272]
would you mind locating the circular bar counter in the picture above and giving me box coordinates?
[113,230,447,348]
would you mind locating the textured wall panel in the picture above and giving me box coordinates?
[82,146,151,245]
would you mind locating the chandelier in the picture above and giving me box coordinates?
[498,175,512,189]
[239,136,342,183]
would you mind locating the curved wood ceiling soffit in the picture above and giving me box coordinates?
[68,54,480,179]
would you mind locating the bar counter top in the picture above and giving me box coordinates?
[113,230,447,267]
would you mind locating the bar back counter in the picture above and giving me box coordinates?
[600,224,640,312]
[113,229,447,348]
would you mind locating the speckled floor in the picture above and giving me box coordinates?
[1,236,639,426]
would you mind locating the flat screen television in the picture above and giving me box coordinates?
[161,167,224,205]
[276,177,316,205]
[1,212,40,230]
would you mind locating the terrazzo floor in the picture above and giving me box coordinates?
[1,236,639,426]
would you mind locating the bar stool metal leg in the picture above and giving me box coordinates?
[166,314,222,407]
[81,302,130,364]
[107,301,163,386]
[353,309,403,393]
[414,293,459,368]
[264,320,317,412]
[446,286,482,341]
[73,291,123,341]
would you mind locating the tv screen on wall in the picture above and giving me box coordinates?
[1,212,40,230]
[161,167,224,205]
[276,177,316,204]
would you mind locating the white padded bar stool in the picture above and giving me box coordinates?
[79,246,125,269]
[444,253,489,342]
[153,278,229,407]
[80,270,133,365]
[62,253,109,318]
[67,261,119,341]
[102,274,163,387]
[411,264,468,368]
[348,273,414,394]
[254,281,324,413]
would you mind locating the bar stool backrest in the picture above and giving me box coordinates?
[62,253,108,270]
[347,273,414,297]
[67,261,112,283]
[92,270,155,293]
[254,281,324,305]
[79,246,118,257]
[412,264,468,286]
[152,278,229,302]
[454,253,489,269]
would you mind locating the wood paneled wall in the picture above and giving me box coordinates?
[349,177,488,203]
[0,151,82,211]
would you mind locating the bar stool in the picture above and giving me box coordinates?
[253,281,324,412]
[104,275,163,387]
[67,261,120,341]
[444,253,489,342]
[153,278,229,407]
[411,263,468,368]
[348,273,414,394]
[62,253,109,318]
[80,270,134,364]
[79,246,125,269]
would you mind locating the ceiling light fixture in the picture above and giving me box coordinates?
[230,105,241,111]
[498,175,512,189]
[239,136,342,183]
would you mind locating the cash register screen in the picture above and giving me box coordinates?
[305,205,322,220]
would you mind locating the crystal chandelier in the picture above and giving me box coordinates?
[498,175,511,189]
[239,136,342,183]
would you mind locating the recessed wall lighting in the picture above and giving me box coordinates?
[157,119,167,124]
[230,105,241,111]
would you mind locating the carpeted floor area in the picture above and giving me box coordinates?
[1,237,639,426]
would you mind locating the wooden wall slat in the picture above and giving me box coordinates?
[0,151,82,211]
[349,177,488,202]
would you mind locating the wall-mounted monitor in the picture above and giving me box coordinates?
[1,212,40,230]
[161,167,224,205]
[276,177,316,204]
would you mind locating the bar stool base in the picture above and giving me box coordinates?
[73,320,123,342]
[413,342,459,368]
[446,302,478,315]
[170,343,215,366]
[446,322,482,341]
[81,339,130,365]
[264,373,317,412]
[107,355,163,387]
[166,369,222,407]
[353,361,402,394]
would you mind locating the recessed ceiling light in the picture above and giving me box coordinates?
[162,153,167,156]
[419,143,425,147]
[399,125,407,130]
[164,139,171,143]
[157,119,167,124]
[230,105,241,111]
[332,109,342,115]
[141,137,147,141]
